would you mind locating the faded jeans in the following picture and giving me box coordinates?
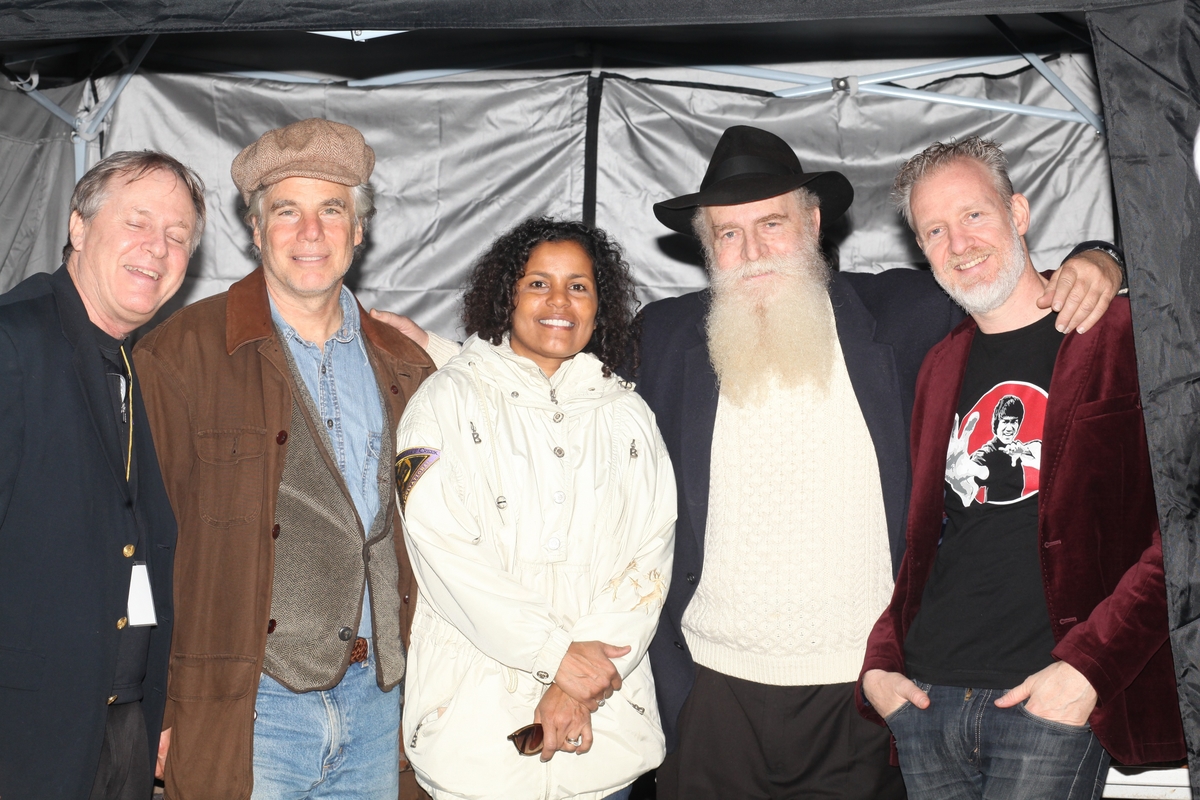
[251,650,401,800]
[885,682,1109,800]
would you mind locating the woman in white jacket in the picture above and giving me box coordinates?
[395,218,677,800]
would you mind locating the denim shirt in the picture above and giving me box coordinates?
[270,287,383,640]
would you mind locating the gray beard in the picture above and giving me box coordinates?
[705,241,837,407]
[936,224,1028,316]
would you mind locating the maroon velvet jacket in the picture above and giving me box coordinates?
[858,298,1184,765]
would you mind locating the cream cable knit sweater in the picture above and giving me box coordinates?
[681,342,894,686]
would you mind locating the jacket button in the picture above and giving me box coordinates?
[326,419,334,428]
[553,412,564,423]
[403,594,410,604]
[116,617,128,630]
[674,641,684,650]
[686,572,696,584]
[390,385,399,395]
[267,619,276,634]
[107,695,118,705]
[276,431,288,445]
[339,626,353,641]
[271,524,280,539]
[123,544,135,558]
[537,670,549,680]
[553,447,564,458]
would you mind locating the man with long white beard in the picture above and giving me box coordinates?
[634,125,1126,799]
[702,194,837,403]
[858,135,1183,799]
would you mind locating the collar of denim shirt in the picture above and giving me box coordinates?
[268,284,361,348]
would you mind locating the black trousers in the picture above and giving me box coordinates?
[656,667,906,800]
[88,701,153,800]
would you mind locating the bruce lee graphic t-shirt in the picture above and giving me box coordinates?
[904,312,1064,689]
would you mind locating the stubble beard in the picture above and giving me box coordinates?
[705,235,837,407]
[936,223,1028,316]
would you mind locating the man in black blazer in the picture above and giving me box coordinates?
[0,151,205,800]
[638,126,1123,799]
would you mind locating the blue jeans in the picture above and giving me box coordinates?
[251,650,401,800]
[885,682,1109,800]
[604,787,633,800]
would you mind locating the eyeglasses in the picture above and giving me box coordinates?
[507,723,544,756]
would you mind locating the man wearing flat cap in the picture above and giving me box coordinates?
[633,125,1125,798]
[135,118,434,799]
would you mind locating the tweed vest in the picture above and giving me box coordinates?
[262,337,405,692]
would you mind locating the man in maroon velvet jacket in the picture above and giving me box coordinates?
[858,137,1184,799]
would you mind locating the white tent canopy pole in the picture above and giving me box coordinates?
[614,46,1102,134]
[347,42,580,87]
[14,34,158,182]
[987,15,1105,134]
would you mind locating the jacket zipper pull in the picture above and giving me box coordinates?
[549,388,558,405]
[470,422,482,444]
[630,439,638,459]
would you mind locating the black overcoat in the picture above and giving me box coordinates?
[635,268,961,752]
[0,267,176,799]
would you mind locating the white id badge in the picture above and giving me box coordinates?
[127,562,157,627]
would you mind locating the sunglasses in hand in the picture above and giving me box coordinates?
[508,723,545,756]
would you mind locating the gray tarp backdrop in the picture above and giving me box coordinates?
[102,71,588,333]
[0,82,82,293]
[14,53,1110,337]
[594,58,1112,299]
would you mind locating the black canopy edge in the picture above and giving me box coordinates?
[0,0,1147,42]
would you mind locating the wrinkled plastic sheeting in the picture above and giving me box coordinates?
[1091,0,1200,788]
[595,57,1114,306]
[95,56,1114,335]
[102,71,588,338]
[0,81,83,293]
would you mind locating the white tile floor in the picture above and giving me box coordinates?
[1103,767,1191,799]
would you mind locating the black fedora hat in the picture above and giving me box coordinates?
[653,125,854,236]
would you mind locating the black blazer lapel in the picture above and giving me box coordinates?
[681,317,719,554]
[51,268,131,503]
[828,273,910,572]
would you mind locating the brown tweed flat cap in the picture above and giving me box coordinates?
[231,118,375,203]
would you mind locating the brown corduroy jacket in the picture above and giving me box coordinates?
[135,268,434,800]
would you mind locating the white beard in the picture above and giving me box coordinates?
[936,223,1028,316]
[705,238,837,407]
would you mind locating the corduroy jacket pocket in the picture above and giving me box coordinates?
[195,428,267,527]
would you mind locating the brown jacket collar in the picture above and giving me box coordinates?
[224,267,433,370]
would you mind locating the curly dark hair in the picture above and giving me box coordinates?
[462,217,640,377]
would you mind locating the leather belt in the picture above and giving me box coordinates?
[350,637,369,664]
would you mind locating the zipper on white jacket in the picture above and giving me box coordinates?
[468,360,509,519]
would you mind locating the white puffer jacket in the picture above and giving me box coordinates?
[396,334,677,800]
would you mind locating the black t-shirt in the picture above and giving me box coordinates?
[904,312,1063,689]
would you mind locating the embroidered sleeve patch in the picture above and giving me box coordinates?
[396,447,441,512]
